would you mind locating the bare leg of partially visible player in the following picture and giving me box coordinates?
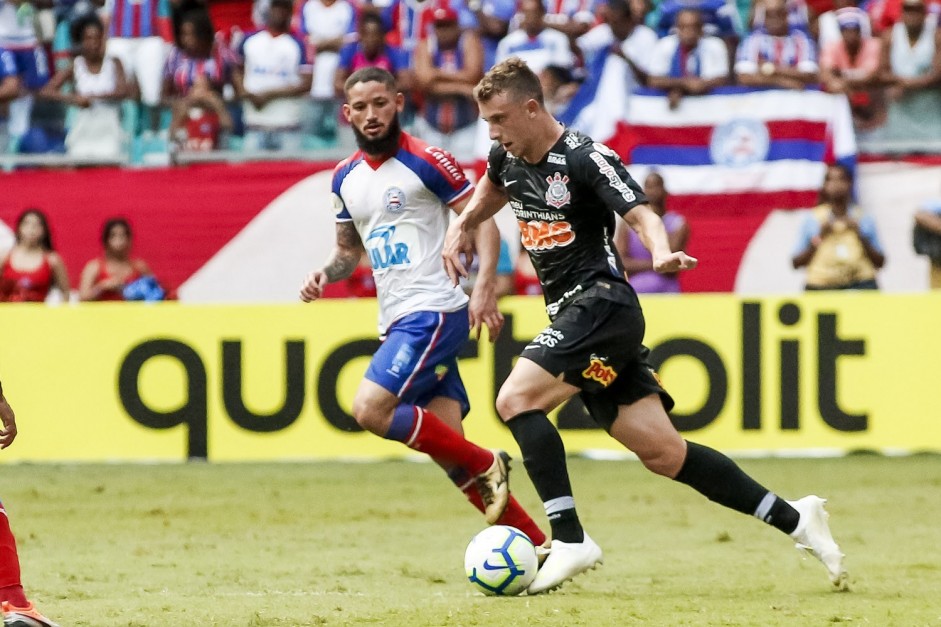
[0,499,56,627]
[353,379,546,546]
[0,386,58,627]
[0,506,68,625]
[0,500,29,608]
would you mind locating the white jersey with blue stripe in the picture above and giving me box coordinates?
[0,0,38,49]
[332,132,472,335]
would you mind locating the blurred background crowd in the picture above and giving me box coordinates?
[2,0,941,301]
[0,0,939,161]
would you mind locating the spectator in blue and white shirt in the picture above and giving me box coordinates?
[750,0,810,35]
[647,8,730,109]
[300,0,354,140]
[735,0,818,89]
[576,0,657,87]
[105,0,171,110]
[0,46,20,152]
[0,0,50,149]
[654,0,742,38]
[495,0,575,74]
[413,5,483,159]
[236,0,313,151]
[469,0,516,70]
[543,0,601,39]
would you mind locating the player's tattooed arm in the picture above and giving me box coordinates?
[323,221,365,282]
[301,222,364,302]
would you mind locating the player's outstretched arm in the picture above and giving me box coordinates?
[625,203,698,274]
[300,222,365,302]
[0,381,17,450]
[443,174,508,285]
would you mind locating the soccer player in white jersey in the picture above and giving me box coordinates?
[300,67,547,548]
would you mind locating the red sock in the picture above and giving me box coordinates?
[390,406,494,475]
[498,498,547,547]
[0,503,28,607]
[451,471,547,547]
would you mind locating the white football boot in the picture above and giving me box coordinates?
[527,532,603,594]
[788,495,849,590]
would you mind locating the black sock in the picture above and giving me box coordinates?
[506,410,584,543]
[674,441,800,534]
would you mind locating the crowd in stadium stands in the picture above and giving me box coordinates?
[2,0,941,297]
[1,0,940,160]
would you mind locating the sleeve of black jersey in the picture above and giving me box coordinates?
[574,143,648,217]
[486,141,508,187]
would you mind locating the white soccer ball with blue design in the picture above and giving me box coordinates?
[464,525,538,596]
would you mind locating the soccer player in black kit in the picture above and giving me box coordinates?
[443,58,848,595]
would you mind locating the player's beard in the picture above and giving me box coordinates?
[353,114,402,157]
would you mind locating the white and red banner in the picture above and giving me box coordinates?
[1,162,333,299]
[609,87,856,291]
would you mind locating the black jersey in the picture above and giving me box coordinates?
[487,128,648,318]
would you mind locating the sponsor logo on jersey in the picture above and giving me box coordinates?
[518,219,575,252]
[545,284,583,317]
[513,208,566,220]
[366,225,411,270]
[564,132,580,150]
[582,354,617,387]
[387,343,415,377]
[545,172,572,209]
[424,146,466,183]
[588,152,636,204]
[383,187,407,213]
[709,119,770,167]
[526,327,565,348]
[592,142,618,159]
[331,193,345,213]
[547,152,566,165]
[603,227,618,274]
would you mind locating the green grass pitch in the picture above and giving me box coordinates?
[4,455,940,626]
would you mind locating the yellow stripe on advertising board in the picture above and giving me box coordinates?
[0,292,938,462]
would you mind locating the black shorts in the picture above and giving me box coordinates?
[520,296,675,431]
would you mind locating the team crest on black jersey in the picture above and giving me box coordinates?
[545,172,571,209]
[383,187,407,213]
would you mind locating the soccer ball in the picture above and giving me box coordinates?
[464,525,538,596]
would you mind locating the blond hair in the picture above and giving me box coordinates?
[474,57,544,106]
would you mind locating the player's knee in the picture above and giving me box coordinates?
[636,440,686,478]
[495,386,529,422]
[351,397,393,435]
